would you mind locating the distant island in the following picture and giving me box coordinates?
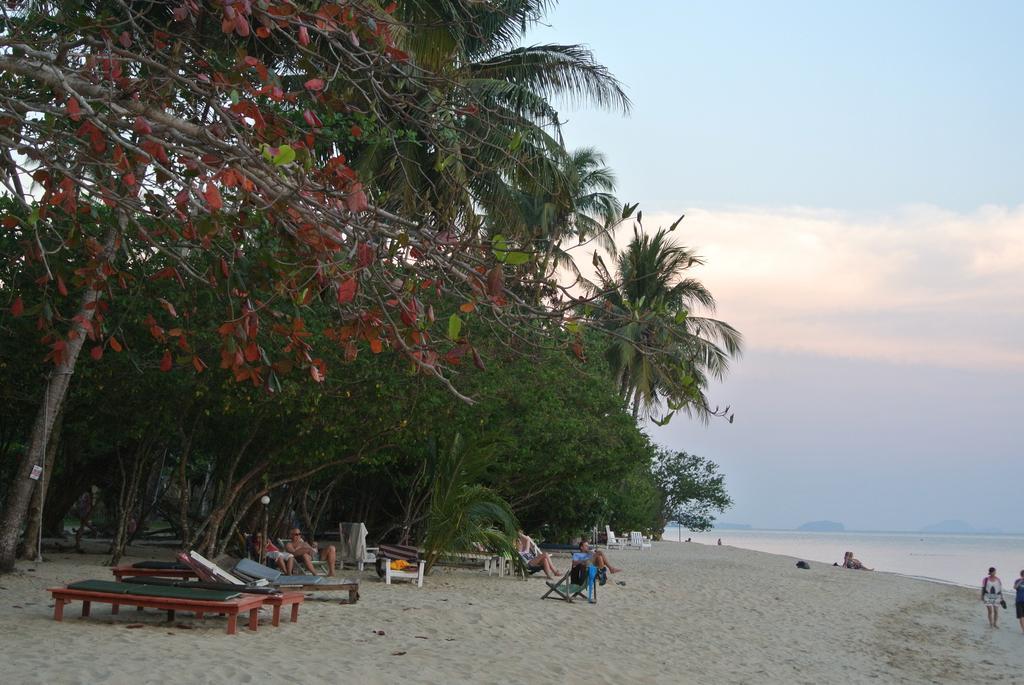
[919,520,1003,535]
[714,522,752,530]
[798,520,845,532]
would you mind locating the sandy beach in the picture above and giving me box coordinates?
[1,541,1021,684]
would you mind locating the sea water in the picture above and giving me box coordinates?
[663,526,1024,588]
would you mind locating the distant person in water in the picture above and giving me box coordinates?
[842,551,873,571]
[1014,570,1024,633]
[982,566,1003,628]
[717,538,722,546]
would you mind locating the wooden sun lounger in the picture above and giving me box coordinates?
[111,566,198,582]
[48,581,269,635]
[272,578,360,604]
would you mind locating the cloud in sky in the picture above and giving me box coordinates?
[597,204,1024,371]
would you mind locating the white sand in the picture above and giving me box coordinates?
[1,541,1022,684]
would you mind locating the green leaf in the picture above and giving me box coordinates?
[273,145,296,166]
[674,310,688,324]
[261,145,273,161]
[668,213,685,231]
[447,313,462,340]
[565,321,581,334]
[229,89,240,105]
[504,251,529,265]
[622,202,639,219]
[651,411,675,427]
[508,131,523,151]
[491,234,508,262]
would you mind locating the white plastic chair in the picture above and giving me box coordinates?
[338,522,377,571]
[384,559,425,587]
[629,531,652,550]
[605,526,626,550]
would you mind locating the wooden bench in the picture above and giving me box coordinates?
[49,582,268,635]
[274,580,360,604]
[111,566,198,582]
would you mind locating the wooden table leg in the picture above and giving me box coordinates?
[272,603,281,627]
[227,612,237,636]
[112,603,119,615]
[166,609,175,622]
[195,611,204,620]
[247,608,258,632]
[290,602,300,623]
[81,600,90,618]
[349,588,358,604]
[54,598,65,621]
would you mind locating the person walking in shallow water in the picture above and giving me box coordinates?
[1014,569,1024,634]
[982,566,1003,628]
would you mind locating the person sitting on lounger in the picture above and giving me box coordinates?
[516,531,559,579]
[285,527,337,577]
[253,533,295,574]
[572,540,622,585]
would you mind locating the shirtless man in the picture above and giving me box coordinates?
[285,528,337,576]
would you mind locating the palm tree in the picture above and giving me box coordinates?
[357,1,631,234]
[421,434,521,573]
[586,222,742,422]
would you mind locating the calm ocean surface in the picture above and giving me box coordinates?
[663,527,1024,588]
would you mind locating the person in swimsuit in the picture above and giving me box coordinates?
[516,531,559,579]
[285,527,337,576]
[1013,569,1024,634]
[254,533,295,573]
[982,566,1003,628]
[842,551,873,571]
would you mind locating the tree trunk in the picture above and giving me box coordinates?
[18,407,63,560]
[0,225,117,573]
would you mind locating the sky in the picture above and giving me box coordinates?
[530,1,1024,532]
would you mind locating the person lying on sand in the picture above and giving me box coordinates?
[516,531,560,579]
[842,551,873,571]
[571,540,622,586]
[285,527,337,576]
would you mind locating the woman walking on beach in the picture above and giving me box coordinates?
[981,566,1003,628]
[1014,569,1024,634]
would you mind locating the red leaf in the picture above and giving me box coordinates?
[346,184,368,213]
[235,16,250,37]
[298,25,310,46]
[134,116,153,135]
[90,345,103,360]
[369,337,383,354]
[119,31,132,48]
[256,26,270,38]
[471,347,486,371]
[56,275,68,297]
[203,182,223,211]
[220,257,230,279]
[303,109,322,128]
[244,341,260,363]
[10,296,24,316]
[192,355,207,373]
[356,241,374,267]
[350,124,362,138]
[336,278,357,304]
[109,336,122,352]
[459,302,475,313]
[160,349,173,372]
[66,97,82,122]
[304,78,325,91]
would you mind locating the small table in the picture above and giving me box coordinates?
[260,591,305,627]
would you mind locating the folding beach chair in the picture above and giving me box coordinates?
[541,563,597,604]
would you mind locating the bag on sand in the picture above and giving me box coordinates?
[795,560,810,569]
[1000,599,1008,609]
